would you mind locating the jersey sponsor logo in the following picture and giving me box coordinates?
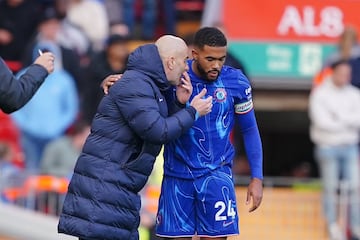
[213,88,227,103]
[235,99,253,114]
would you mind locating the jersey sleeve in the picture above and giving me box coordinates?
[233,74,263,179]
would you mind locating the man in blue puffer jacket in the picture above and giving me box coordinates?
[58,35,213,240]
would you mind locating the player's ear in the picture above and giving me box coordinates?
[192,49,198,61]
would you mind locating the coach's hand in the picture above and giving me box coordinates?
[246,178,263,212]
[176,71,192,104]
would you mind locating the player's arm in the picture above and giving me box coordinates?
[235,89,263,180]
[234,81,263,212]
[236,107,263,212]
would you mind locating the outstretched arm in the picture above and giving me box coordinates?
[0,53,54,113]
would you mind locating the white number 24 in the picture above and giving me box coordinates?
[214,200,236,221]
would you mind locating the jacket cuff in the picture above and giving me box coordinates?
[27,64,49,80]
[186,106,197,120]
[174,98,186,108]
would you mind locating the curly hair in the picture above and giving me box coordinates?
[193,27,227,49]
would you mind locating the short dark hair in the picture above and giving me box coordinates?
[193,27,227,49]
[330,59,350,70]
[106,34,129,47]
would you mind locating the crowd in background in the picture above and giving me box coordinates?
[308,25,360,240]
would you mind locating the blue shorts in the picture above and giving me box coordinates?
[155,166,239,238]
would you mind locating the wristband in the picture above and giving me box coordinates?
[195,111,199,120]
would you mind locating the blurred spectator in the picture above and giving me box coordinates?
[22,7,83,90]
[0,142,21,191]
[103,0,124,27]
[290,161,312,178]
[83,34,129,122]
[0,48,55,171]
[66,0,109,51]
[158,0,176,36]
[53,0,91,60]
[320,25,360,89]
[11,44,79,173]
[201,0,222,28]
[309,59,360,240]
[22,7,86,111]
[110,22,130,36]
[110,23,130,37]
[40,120,90,179]
[123,0,157,40]
[0,0,43,70]
[0,111,23,168]
[324,26,360,68]
[0,142,18,177]
[52,0,92,105]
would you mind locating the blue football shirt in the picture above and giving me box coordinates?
[164,60,263,180]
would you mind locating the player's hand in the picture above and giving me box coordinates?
[101,74,122,94]
[246,178,263,212]
[176,71,192,104]
[34,52,55,74]
[190,88,212,117]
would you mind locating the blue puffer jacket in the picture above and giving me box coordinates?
[58,44,197,240]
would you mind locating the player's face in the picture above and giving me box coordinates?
[193,45,227,81]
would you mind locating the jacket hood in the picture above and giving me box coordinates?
[127,44,170,91]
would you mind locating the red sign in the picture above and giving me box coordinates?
[223,0,360,43]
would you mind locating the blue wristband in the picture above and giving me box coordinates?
[195,111,199,120]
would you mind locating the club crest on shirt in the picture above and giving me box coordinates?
[213,88,227,103]
[235,99,253,114]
